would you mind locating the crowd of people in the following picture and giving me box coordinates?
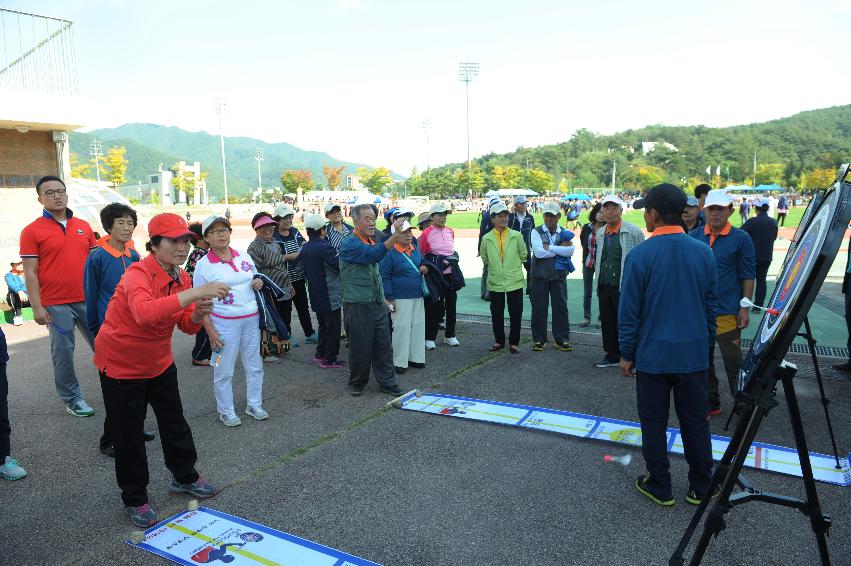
[3,174,849,526]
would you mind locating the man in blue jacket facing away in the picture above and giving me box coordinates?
[619,184,719,507]
[301,214,344,369]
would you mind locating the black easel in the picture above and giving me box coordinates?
[669,361,832,566]
[797,317,842,469]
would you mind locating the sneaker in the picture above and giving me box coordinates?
[444,337,460,346]
[318,359,346,369]
[379,384,403,396]
[262,355,281,364]
[219,413,242,427]
[169,476,216,498]
[0,456,27,480]
[289,335,300,348]
[555,341,574,352]
[685,485,720,505]
[594,359,619,368]
[66,399,95,417]
[126,503,159,528]
[579,318,590,327]
[532,342,545,352]
[409,362,426,369]
[245,405,269,420]
[635,475,675,507]
[304,333,318,344]
[348,384,364,396]
[12,315,23,326]
[425,340,436,350]
[833,361,851,372]
[439,323,446,330]
[394,366,407,374]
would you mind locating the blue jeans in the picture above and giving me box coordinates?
[46,302,94,404]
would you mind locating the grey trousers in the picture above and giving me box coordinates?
[344,302,398,388]
[480,266,490,300]
[530,277,569,343]
[582,265,594,321]
[46,302,94,403]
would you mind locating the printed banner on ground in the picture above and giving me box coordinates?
[396,392,851,486]
[128,506,381,566]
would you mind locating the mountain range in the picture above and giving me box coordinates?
[69,124,371,198]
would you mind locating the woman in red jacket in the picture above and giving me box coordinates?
[94,213,229,528]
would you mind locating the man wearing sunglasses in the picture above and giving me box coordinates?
[20,176,98,417]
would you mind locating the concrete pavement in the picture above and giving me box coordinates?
[1,314,850,565]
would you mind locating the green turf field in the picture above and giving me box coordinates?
[444,207,806,230]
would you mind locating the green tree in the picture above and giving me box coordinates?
[802,168,835,190]
[637,165,666,189]
[754,163,784,186]
[523,168,554,194]
[101,146,128,186]
[491,164,522,189]
[69,152,92,179]
[170,164,201,203]
[322,164,346,190]
[456,163,486,196]
[280,169,314,193]
[356,166,393,192]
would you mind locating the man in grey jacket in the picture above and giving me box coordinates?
[593,195,645,368]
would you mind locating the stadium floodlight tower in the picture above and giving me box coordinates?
[89,138,103,183]
[255,148,264,190]
[458,61,479,192]
[213,97,229,205]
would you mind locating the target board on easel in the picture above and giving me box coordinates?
[738,165,851,392]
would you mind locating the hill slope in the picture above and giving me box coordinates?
[69,124,371,199]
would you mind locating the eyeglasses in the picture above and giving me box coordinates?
[42,189,66,198]
[208,228,231,236]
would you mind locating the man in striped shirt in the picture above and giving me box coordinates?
[324,203,353,251]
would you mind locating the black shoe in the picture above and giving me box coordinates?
[99,445,115,458]
[409,362,426,369]
[532,342,545,352]
[379,384,403,396]
[833,361,851,372]
[394,366,407,374]
[143,430,156,442]
[348,384,364,397]
[635,475,674,506]
[685,485,720,505]
[555,341,574,352]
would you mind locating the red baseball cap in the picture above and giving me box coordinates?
[148,213,196,239]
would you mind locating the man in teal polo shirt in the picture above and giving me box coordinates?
[689,189,755,416]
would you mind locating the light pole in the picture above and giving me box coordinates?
[458,61,479,194]
[255,148,264,192]
[422,120,431,172]
[89,138,103,183]
[213,97,229,205]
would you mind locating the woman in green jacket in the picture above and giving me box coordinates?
[480,203,528,353]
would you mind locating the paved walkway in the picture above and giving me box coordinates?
[1,317,850,565]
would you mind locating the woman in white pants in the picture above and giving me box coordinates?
[379,221,427,373]
[193,215,267,427]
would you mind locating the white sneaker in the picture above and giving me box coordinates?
[443,337,460,346]
[262,356,281,364]
[12,316,23,326]
[219,413,242,427]
[246,405,269,420]
[425,340,436,350]
[0,456,27,480]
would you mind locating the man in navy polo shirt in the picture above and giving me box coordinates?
[620,183,718,506]
[690,189,755,416]
[741,197,778,310]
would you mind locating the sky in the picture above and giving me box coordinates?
[4,0,851,175]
